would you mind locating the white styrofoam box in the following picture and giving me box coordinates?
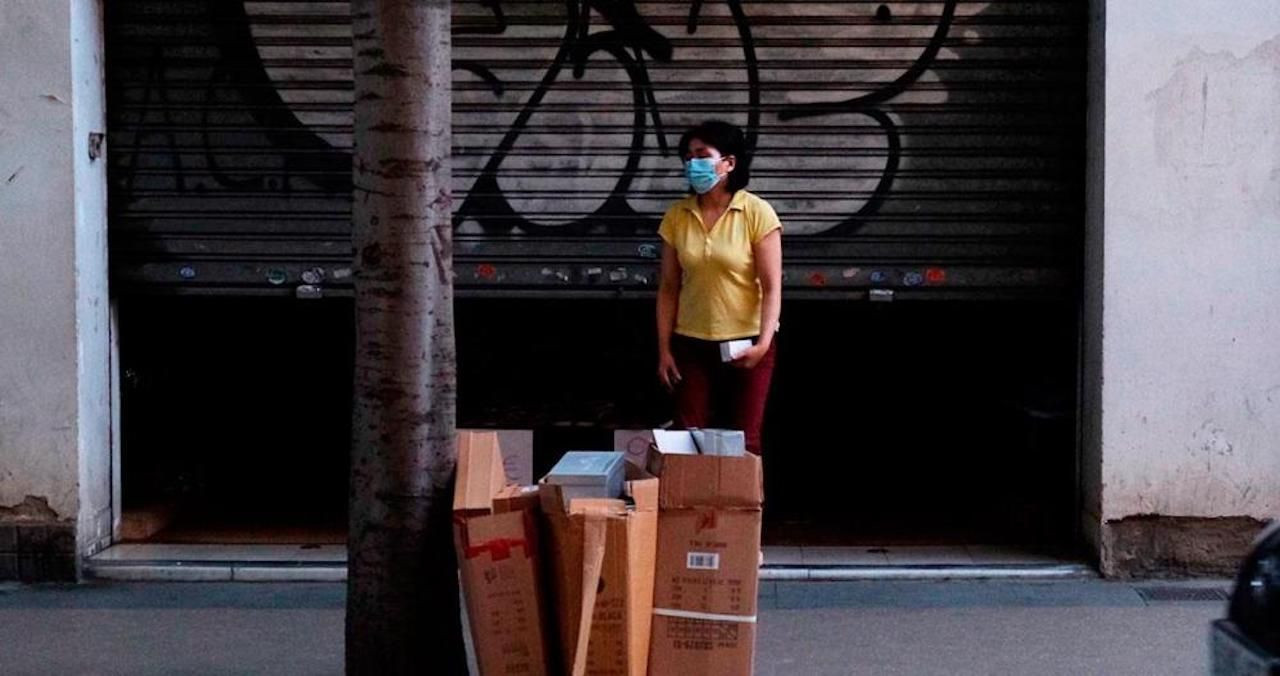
[691,428,746,456]
[652,429,698,455]
[544,451,626,503]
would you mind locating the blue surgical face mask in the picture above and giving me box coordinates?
[685,157,723,194]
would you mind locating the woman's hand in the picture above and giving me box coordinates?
[731,344,768,370]
[658,350,683,390]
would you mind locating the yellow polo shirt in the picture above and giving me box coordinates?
[658,189,782,341]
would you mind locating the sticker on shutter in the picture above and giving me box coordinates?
[686,552,720,570]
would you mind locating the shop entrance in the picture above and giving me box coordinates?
[117,297,350,544]
[105,0,1088,557]
[116,296,1078,553]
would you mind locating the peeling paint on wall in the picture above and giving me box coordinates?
[1189,420,1234,467]
[1102,514,1269,578]
[1149,36,1280,217]
[0,495,63,523]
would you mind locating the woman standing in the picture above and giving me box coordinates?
[656,120,783,455]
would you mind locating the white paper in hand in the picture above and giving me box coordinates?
[719,339,753,362]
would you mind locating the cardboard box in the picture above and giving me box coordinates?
[454,430,552,676]
[540,462,658,676]
[643,430,697,477]
[647,439,764,676]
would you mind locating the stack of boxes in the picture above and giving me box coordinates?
[647,431,762,675]
[540,450,658,676]
[453,428,763,676]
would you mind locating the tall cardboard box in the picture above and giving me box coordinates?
[648,451,764,676]
[540,462,658,676]
[453,431,551,676]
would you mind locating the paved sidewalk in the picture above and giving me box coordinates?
[0,579,1229,675]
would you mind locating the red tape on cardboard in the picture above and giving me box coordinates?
[464,537,531,561]
[454,514,534,561]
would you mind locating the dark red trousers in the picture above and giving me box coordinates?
[670,334,777,455]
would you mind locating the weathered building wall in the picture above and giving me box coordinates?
[1093,0,1280,576]
[0,0,111,580]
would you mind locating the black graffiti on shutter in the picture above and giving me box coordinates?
[114,45,188,197]
[206,1,350,194]
[775,1,957,236]
[110,0,978,236]
[456,1,508,98]
[454,0,679,236]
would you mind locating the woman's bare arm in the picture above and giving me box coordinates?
[754,230,782,350]
[656,243,683,388]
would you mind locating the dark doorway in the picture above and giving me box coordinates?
[118,296,1076,550]
[118,297,352,543]
[763,299,1078,548]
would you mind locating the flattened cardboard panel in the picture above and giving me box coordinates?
[541,502,657,676]
[455,430,508,513]
[624,509,657,675]
[456,509,550,676]
[584,516,633,675]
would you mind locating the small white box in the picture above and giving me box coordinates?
[652,429,698,455]
[647,429,699,476]
[719,339,753,362]
[690,428,746,457]
[543,451,626,507]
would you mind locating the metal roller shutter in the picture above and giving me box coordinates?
[107,0,1086,299]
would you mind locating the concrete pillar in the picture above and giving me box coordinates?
[0,0,111,581]
[1084,0,1280,576]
